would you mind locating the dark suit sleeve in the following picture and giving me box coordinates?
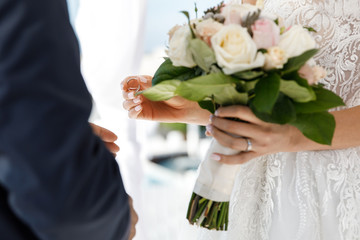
[0,0,130,239]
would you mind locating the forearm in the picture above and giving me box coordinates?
[291,106,360,151]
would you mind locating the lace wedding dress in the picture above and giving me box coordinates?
[197,0,360,239]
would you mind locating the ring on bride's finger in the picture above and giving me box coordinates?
[126,77,141,92]
[245,138,252,152]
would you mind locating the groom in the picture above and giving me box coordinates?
[0,0,136,239]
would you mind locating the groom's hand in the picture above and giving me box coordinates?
[90,123,120,157]
[128,197,138,240]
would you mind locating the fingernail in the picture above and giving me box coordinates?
[205,130,211,137]
[211,154,221,161]
[209,115,214,123]
[214,110,219,116]
[128,92,135,99]
[133,97,141,104]
[206,124,213,133]
[135,105,142,112]
[139,76,147,83]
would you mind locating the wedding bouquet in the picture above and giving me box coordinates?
[140,1,344,231]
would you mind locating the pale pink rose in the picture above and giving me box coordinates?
[251,18,280,49]
[221,4,243,25]
[298,64,327,85]
[195,19,223,46]
[299,64,316,84]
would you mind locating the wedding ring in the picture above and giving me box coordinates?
[245,138,252,152]
[126,77,141,92]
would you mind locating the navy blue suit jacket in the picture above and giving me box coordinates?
[0,0,130,239]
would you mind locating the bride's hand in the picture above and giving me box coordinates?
[207,105,302,164]
[121,75,210,125]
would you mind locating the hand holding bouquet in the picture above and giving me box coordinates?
[140,1,344,231]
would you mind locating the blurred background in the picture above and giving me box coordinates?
[67,0,219,239]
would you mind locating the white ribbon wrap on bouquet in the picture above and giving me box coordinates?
[193,139,242,202]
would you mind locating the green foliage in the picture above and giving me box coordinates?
[280,79,316,102]
[290,112,336,145]
[189,39,217,73]
[152,58,201,85]
[203,1,225,16]
[141,80,181,101]
[176,73,248,106]
[180,11,195,38]
[283,49,318,74]
[250,93,296,124]
[304,26,317,33]
[232,70,264,80]
[198,100,216,114]
[242,10,261,36]
[294,87,345,113]
[253,72,281,113]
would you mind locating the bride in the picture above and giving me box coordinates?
[122,0,360,239]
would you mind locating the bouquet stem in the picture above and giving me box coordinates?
[186,193,229,230]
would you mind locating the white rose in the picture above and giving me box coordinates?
[168,25,181,41]
[211,24,265,74]
[167,25,196,68]
[278,25,316,58]
[264,46,288,70]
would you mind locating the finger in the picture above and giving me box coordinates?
[207,124,249,152]
[210,115,260,138]
[90,123,118,142]
[211,151,259,165]
[123,97,142,111]
[215,105,264,125]
[123,90,137,100]
[104,142,120,154]
[122,75,152,92]
[128,105,143,119]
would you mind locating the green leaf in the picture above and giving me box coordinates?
[152,58,200,85]
[304,26,317,33]
[232,70,264,80]
[180,11,195,38]
[280,79,316,102]
[253,72,281,113]
[290,112,335,145]
[243,80,258,92]
[140,80,181,101]
[282,70,310,88]
[283,49,318,74]
[198,100,216,114]
[294,87,345,113]
[250,93,296,124]
[176,73,248,105]
[189,38,216,73]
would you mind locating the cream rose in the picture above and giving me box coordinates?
[279,25,316,58]
[167,25,196,68]
[211,24,265,74]
[195,19,223,46]
[264,46,288,70]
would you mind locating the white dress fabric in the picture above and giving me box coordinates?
[197,0,360,239]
